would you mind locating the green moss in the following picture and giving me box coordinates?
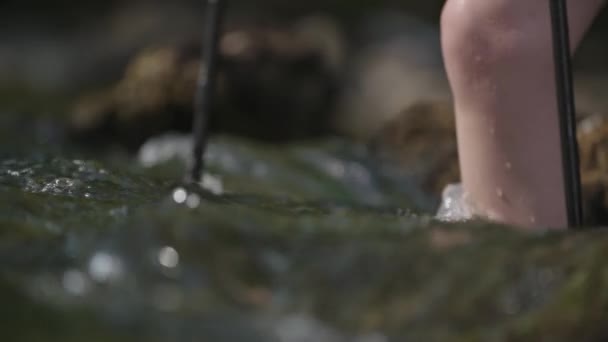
[1,119,608,341]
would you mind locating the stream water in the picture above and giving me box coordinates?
[2,112,608,341]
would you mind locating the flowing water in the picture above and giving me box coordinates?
[2,112,608,341]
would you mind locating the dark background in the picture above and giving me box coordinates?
[1,0,607,132]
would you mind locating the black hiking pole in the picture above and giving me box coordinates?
[549,0,583,227]
[189,0,225,183]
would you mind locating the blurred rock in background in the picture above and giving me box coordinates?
[69,18,344,149]
[4,0,608,136]
[68,10,450,149]
[334,11,449,139]
[3,0,608,199]
[370,101,458,196]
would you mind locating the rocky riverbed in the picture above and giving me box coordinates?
[3,112,608,341]
[4,2,608,341]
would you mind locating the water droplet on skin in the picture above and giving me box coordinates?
[529,216,537,224]
[505,162,512,170]
[496,188,504,199]
[489,127,496,136]
[88,252,124,283]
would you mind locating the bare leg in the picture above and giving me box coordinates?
[441,0,604,228]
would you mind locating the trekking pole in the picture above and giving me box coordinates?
[189,0,225,183]
[549,0,583,227]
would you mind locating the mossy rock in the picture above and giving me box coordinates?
[2,129,608,341]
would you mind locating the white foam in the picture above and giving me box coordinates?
[436,183,475,222]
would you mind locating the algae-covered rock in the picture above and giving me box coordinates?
[2,129,608,341]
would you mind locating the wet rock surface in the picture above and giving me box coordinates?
[3,113,608,341]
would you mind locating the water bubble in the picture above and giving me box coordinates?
[202,174,223,195]
[88,252,124,283]
[137,134,192,167]
[158,246,180,269]
[185,193,201,209]
[172,188,188,204]
[62,270,89,296]
[41,178,79,195]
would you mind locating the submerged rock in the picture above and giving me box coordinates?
[5,116,608,340]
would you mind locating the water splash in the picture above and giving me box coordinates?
[436,183,474,222]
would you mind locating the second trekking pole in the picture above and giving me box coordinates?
[549,0,584,228]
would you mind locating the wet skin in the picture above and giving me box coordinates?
[441,0,605,228]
